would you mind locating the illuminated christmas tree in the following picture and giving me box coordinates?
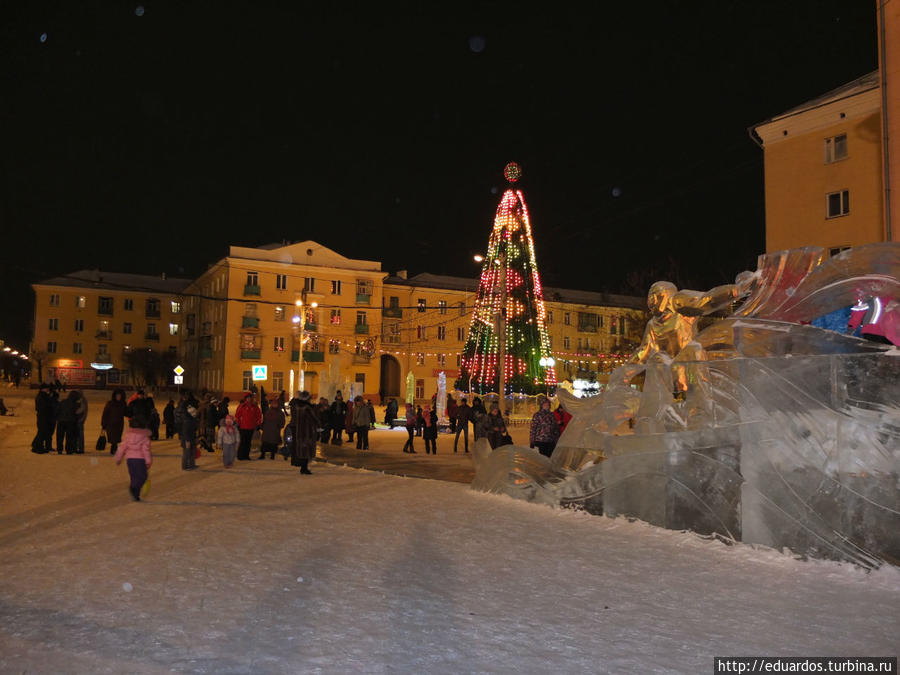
[460,162,557,395]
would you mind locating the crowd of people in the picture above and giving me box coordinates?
[29,382,575,501]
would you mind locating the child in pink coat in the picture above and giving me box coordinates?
[114,426,153,501]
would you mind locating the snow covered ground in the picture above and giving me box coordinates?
[0,390,898,673]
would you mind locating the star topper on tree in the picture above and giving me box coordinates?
[459,163,556,396]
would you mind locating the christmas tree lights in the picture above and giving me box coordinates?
[459,163,557,395]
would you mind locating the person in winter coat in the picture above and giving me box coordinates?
[401,402,417,453]
[289,391,318,474]
[367,399,376,429]
[384,398,398,426]
[344,399,356,443]
[352,395,370,450]
[483,402,508,450]
[415,405,424,437]
[147,397,160,441]
[203,398,218,450]
[553,403,572,436]
[114,424,152,501]
[529,395,560,458]
[422,404,438,454]
[259,402,285,460]
[453,398,472,453]
[447,396,458,433]
[56,390,80,454]
[217,415,240,468]
[163,399,176,438]
[126,390,154,430]
[234,393,262,461]
[329,391,348,443]
[178,392,200,470]
[217,397,230,425]
[31,383,55,453]
[74,390,88,452]
[173,393,187,438]
[101,389,127,455]
[315,397,330,443]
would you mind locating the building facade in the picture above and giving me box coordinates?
[32,243,646,400]
[30,270,191,388]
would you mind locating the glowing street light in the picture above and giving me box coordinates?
[473,254,484,263]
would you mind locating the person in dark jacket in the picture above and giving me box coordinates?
[290,391,318,474]
[179,392,200,470]
[147,397,160,441]
[217,397,230,425]
[329,391,347,443]
[529,395,560,457]
[415,405,424,437]
[163,399,176,438]
[204,398,218,450]
[453,398,472,453]
[401,402,417,453]
[56,390,80,454]
[447,395,458,433]
[384,398,398,426]
[126,389,154,430]
[31,383,55,453]
[101,389,128,455]
[367,399,376,429]
[422,404,438,454]
[352,395,370,450]
[315,397,330,443]
[259,401,285,460]
[483,402,508,450]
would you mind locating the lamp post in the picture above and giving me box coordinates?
[539,355,556,396]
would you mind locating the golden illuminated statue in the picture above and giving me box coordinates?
[630,279,748,364]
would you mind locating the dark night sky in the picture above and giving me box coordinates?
[0,1,879,348]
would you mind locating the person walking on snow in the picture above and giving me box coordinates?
[352,395,370,450]
[114,419,153,501]
[401,402,417,453]
[259,399,285,460]
[422,403,438,454]
[235,393,262,461]
[101,388,127,455]
[217,414,239,468]
[529,395,560,458]
[289,391,318,474]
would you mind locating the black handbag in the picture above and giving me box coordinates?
[95,434,107,451]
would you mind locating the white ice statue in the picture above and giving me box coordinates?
[436,371,447,423]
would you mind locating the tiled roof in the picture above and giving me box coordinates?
[35,269,193,294]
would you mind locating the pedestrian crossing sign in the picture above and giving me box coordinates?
[252,365,267,381]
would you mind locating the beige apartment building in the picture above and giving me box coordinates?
[30,270,192,388]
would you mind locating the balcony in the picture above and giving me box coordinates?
[304,322,317,331]
[354,324,369,335]
[243,284,261,296]
[356,293,371,305]
[292,350,324,363]
[144,332,160,342]
[95,331,112,340]
[240,349,261,360]
[352,354,371,364]
[145,310,161,319]
[382,307,402,318]
[199,348,212,360]
[241,316,260,329]
[577,324,598,333]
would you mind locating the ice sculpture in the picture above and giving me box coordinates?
[471,244,900,568]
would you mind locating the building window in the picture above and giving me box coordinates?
[47,341,57,353]
[417,298,426,312]
[48,318,58,331]
[49,294,60,307]
[438,353,446,368]
[356,311,367,326]
[303,277,315,292]
[417,325,427,340]
[97,344,109,357]
[458,301,465,316]
[123,322,132,335]
[276,274,288,290]
[329,339,341,354]
[437,326,446,340]
[76,296,86,309]
[145,298,161,318]
[170,301,181,314]
[564,312,571,326]
[416,353,425,366]
[74,319,84,332]
[242,370,253,391]
[124,298,134,311]
[619,317,626,335]
[245,303,257,317]
[146,322,158,336]
[389,296,400,309]
[356,280,372,296]
[825,134,848,163]
[272,371,284,391]
[355,373,365,388]
[98,320,111,338]
[457,326,466,341]
[564,336,571,349]
[456,353,461,367]
[577,337,583,350]
[274,306,285,321]
[246,271,258,286]
[274,336,285,352]
[331,280,342,295]
[73,342,83,354]
[240,334,258,350]
[331,309,342,325]
[548,310,553,324]
[98,296,114,315]
[826,190,850,218]
[438,300,447,315]
[415,379,425,399]
[169,323,179,336]
[385,323,401,344]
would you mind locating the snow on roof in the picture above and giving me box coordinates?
[35,269,193,294]
[385,272,645,310]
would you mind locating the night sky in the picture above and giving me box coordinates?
[0,2,879,348]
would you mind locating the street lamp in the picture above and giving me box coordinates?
[473,254,484,263]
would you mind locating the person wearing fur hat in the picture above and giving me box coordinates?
[483,401,508,450]
[529,395,560,457]
[289,391,318,474]
[259,398,286,460]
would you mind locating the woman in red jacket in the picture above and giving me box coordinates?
[234,393,262,461]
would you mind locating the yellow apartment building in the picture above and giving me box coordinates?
[181,241,386,400]
[30,270,191,388]
[751,71,886,254]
